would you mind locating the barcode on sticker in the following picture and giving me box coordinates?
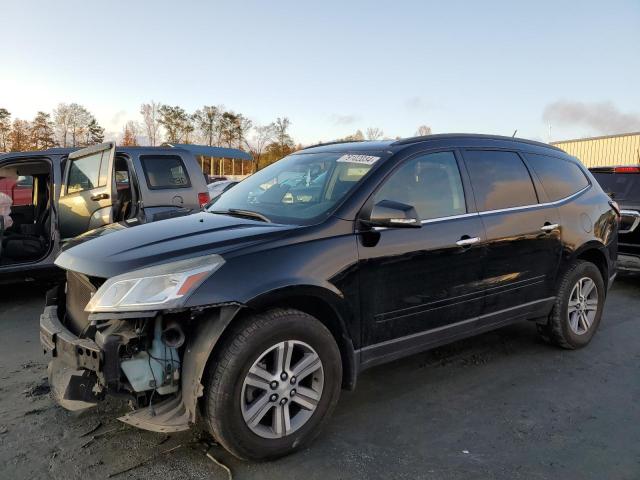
[336,154,380,165]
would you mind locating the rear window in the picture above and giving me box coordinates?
[140,155,191,189]
[591,171,640,203]
[525,153,589,202]
[464,150,538,211]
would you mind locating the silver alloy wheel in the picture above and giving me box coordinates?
[567,276,599,335]
[241,340,324,439]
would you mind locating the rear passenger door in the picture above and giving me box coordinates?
[58,143,116,239]
[463,150,562,315]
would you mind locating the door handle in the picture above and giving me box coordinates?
[540,223,559,232]
[90,193,109,201]
[456,236,480,246]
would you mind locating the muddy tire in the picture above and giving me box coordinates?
[539,260,605,349]
[203,308,342,461]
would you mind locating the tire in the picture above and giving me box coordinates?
[203,308,342,461]
[539,260,605,349]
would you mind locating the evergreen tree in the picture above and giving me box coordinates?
[86,117,105,145]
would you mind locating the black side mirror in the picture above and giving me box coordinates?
[364,200,421,228]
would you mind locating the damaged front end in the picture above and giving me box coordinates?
[40,267,240,433]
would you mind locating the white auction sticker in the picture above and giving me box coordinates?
[336,154,380,165]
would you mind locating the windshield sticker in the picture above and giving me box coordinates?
[336,154,380,165]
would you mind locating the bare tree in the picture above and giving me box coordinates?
[274,117,293,151]
[53,103,93,147]
[415,125,432,136]
[140,101,162,146]
[249,123,275,171]
[235,113,253,149]
[366,127,384,140]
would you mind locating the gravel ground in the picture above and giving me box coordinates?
[1,276,639,480]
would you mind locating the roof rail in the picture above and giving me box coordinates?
[391,133,563,151]
[302,139,366,150]
[165,143,253,160]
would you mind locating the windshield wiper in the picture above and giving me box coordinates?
[209,209,271,223]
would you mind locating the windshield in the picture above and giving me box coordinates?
[592,172,640,204]
[208,151,382,224]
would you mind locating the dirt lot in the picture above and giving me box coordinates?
[1,277,639,480]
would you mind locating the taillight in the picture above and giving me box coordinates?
[614,166,640,173]
[609,200,621,221]
[198,192,210,207]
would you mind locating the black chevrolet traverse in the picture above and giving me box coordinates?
[41,134,618,460]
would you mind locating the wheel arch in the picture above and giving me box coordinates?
[242,285,359,391]
[572,242,610,290]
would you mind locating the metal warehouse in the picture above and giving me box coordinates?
[552,132,640,168]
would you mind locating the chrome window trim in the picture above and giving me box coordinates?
[478,185,590,216]
[371,212,478,231]
[368,185,590,232]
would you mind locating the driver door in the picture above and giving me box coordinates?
[58,142,116,239]
[357,150,487,356]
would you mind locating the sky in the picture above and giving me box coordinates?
[1,0,639,145]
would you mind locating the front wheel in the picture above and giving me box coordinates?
[203,308,342,461]
[539,260,605,349]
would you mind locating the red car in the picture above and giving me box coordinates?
[0,176,33,206]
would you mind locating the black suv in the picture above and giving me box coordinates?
[41,134,618,460]
[590,166,640,272]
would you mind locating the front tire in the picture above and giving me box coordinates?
[204,308,342,461]
[540,260,605,349]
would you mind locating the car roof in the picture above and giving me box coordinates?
[0,145,251,159]
[300,133,562,155]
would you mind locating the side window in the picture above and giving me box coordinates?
[140,155,191,189]
[374,151,466,221]
[464,150,538,211]
[525,153,589,201]
[0,175,34,206]
[67,152,103,194]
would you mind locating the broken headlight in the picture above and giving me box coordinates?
[85,254,224,313]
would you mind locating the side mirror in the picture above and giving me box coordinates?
[364,200,421,228]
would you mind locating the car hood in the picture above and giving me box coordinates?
[55,212,298,278]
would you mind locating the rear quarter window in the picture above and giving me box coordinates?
[140,155,191,189]
[464,150,538,211]
[525,153,589,202]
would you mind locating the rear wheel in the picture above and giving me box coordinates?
[204,308,342,460]
[539,260,605,349]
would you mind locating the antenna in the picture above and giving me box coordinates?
[512,129,517,138]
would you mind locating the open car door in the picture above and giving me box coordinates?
[58,142,116,239]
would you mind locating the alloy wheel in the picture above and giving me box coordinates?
[241,340,324,439]
[567,276,599,335]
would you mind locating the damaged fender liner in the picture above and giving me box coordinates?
[41,302,244,433]
[119,304,242,432]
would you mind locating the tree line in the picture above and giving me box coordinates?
[1,102,433,172]
[0,104,104,153]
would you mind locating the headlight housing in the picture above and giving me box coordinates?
[85,254,225,313]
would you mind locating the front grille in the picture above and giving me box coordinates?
[65,271,97,335]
